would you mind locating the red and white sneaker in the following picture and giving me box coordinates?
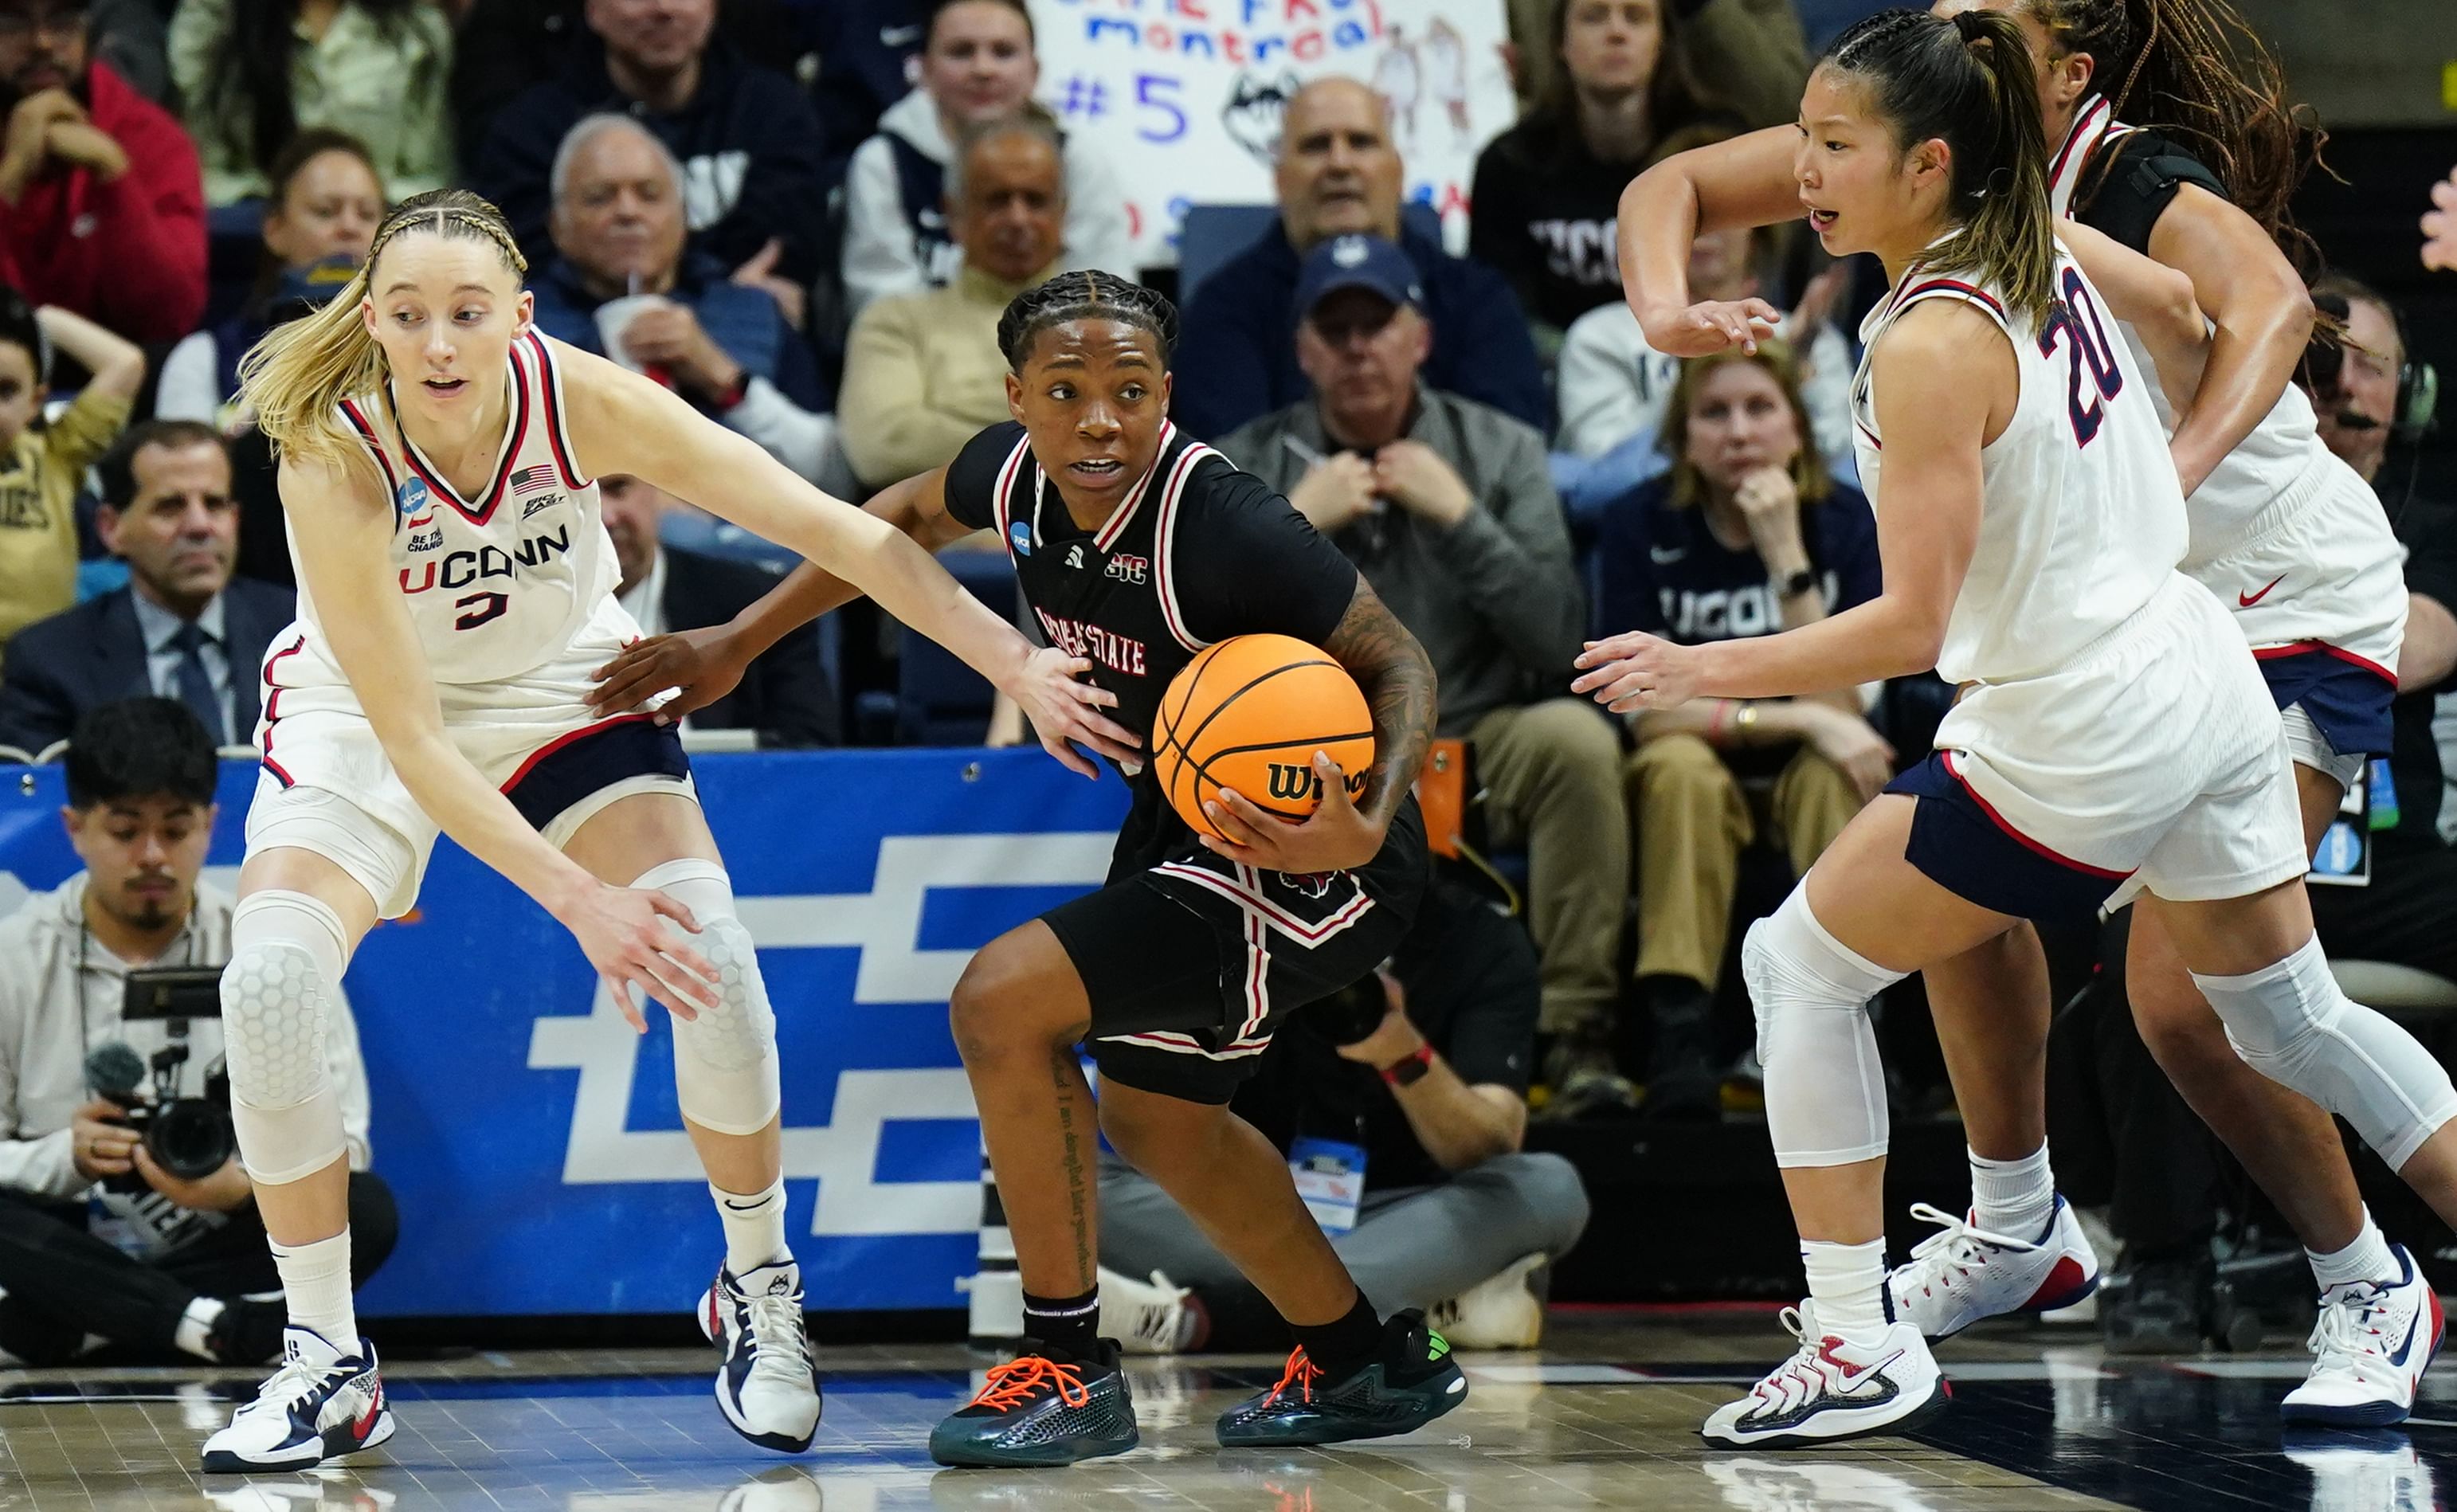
[2282,1244,2445,1428]
[1888,1197,2100,1342]
[200,1326,393,1473]
[1700,1300,1948,1449]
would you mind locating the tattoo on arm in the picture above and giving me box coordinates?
[1322,577,1439,830]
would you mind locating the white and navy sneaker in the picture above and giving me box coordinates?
[1889,1197,2100,1342]
[199,1326,394,1473]
[698,1260,823,1452]
[1701,1299,1948,1449]
[2281,1244,2445,1428]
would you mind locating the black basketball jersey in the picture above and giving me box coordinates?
[943,419,1360,758]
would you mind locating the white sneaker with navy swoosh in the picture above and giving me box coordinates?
[698,1260,823,1451]
[200,1326,394,1472]
[1700,1299,1948,1449]
[1889,1197,2101,1342]
[2281,1244,2445,1427]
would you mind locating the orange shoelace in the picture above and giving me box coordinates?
[1262,1346,1326,1407]
[969,1355,1091,1412]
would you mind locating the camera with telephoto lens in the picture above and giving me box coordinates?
[85,967,236,1186]
[1308,970,1393,1048]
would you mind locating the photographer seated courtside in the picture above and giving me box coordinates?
[0,699,394,1366]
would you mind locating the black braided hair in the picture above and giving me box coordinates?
[996,270,1179,373]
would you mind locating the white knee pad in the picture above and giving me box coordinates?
[1742,887,1908,1169]
[2196,936,2457,1169]
[221,891,351,1185]
[636,859,780,1137]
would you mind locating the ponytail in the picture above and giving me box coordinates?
[1824,9,2056,324]
[239,188,527,466]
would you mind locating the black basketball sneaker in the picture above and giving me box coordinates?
[1215,1310,1467,1447]
[929,1341,1140,1467]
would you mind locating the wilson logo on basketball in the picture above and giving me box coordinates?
[1264,762,1369,802]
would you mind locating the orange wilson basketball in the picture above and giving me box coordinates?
[1152,634,1375,840]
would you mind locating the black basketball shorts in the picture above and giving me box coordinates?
[1042,799,1429,1103]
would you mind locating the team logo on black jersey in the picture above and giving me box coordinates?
[1009,520,1033,557]
[1106,552,1148,585]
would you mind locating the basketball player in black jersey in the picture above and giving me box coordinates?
[592,272,1465,1467]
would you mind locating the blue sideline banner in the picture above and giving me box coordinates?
[0,750,1130,1315]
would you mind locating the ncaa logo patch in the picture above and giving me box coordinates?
[395,476,433,525]
[1009,520,1033,557]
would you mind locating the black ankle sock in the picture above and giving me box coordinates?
[1021,1287,1100,1357]
[1291,1291,1382,1379]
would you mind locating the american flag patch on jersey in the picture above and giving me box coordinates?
[509,464,558,495]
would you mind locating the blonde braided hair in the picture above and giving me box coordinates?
[239,189,528,468]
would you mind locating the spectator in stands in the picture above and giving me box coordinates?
[1216,234,1633,1120]
[0,294,143,653]
[2424,164,2456,272]
[2302,276,2457,984]
[1592,344,1883,1118]
[804,0,924,187]
[472,0,829,300]
[0,699,393,1367]
[841,0,1127,315]
[1469,0,1726,343]
[0,422,292,755]
[1555,221,1852,531]
[596,472,839,746]
[0,0,204,342]
[838,113,1062,492]
[157,129,383,431]
[527,114,850,493]
[1504,0,1806,128]
[449,0,802,174]
[167,0,450,206]
[1174,76,1548,441]
[1095,877,1589,1353]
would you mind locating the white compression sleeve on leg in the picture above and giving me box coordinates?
[636,859,781,1137]
[2196,935,2457,1170]
[221,891,351,1185]
[1743,887,1908,1169]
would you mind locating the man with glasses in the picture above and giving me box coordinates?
[0,0,203,343]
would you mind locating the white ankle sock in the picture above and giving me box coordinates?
[1801,1238,1891,1336]
[712,1176,790,1275]
[1969,1144,2056,1241]
[270,1231,356,1350]
[174,1297,225,1361]
[2307,1212,2399,1291]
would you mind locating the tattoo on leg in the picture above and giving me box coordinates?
[1052,1048,1092,1285]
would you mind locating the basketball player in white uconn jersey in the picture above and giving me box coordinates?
[1620,0,2457,1429]
[1582,10,2450,1446]
[196,190,1131,1472]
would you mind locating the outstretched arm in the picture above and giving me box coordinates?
[566,347,1134,774]
[278,453,718,1024]
[1576,304,1997,709]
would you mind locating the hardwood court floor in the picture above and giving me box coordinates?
[2,1311,2442,1511]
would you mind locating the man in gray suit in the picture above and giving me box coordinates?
[0,421,292,757]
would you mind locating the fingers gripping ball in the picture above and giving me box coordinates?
[1152,634,1373,839]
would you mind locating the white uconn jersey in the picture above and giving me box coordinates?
[2048,98,2333,562]
[1850,251,2186,684]
[319,331,616,684]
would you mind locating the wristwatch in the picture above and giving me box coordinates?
[1380,1044,1435,1087]
[1775,565,1817,599]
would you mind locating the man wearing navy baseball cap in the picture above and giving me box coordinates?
[1217,231,1640,1122]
